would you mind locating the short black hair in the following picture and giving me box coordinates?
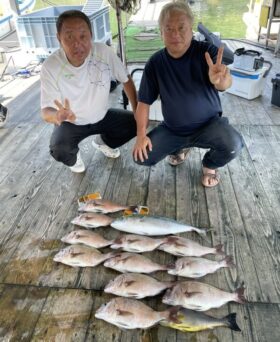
[56,10,92,36]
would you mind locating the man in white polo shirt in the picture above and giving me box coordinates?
[41,10,137,172]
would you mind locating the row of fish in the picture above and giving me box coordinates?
[61,229,222,255]
[103,272,245,310]
[95,297,241,332]
[54,195,244,332]
[54,243,233,278]
[71,213,208,236]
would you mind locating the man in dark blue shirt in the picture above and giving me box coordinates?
[133,1,243,187]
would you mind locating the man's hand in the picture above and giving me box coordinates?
[54,98,76,125]
[205,46,232,91]
[133,136,153,162]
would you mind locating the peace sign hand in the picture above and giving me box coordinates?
[205,46,232,91]
[54,98,76,125]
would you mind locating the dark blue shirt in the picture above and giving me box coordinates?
[138,40,222,134]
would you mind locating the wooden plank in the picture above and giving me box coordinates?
[31,288,93,341]
[0,284,49,341]
[144,155,177,341]
[226,140,280,302]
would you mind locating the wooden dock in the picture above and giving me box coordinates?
[0,40,279,341]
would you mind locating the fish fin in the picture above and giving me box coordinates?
[70,252,85,257]
[215,243,225,255]
[91,200,103,207]
[84,215,94,220]
[164,236,179,244]
[236,285,246,304]
[124,280,136,287]
[106,252,122,259]
[184,290,201,298]
[127,238,142,243]
[116,309,133,316]
[120,255,134,262]
[164,281,177,288]
[126,292,140,298]
[223,255,236,267]
[225,313,241,331]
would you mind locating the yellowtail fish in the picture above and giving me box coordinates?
[104,252,173,273]
[53,245,116,267]
[95,297,179,329]
[158,236,224,257]
[104,273,176,299]
[110,234,168,253]
[162,281,246,311]
[160,308,241,332]
[61,230,113,248]
[168,255,235,278]
[111,215,208,236]
[71,213,113,228]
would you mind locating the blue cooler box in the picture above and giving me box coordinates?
[226,64,268,100]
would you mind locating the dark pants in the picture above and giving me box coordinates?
[135,116,244,169]
[50,108,136,166]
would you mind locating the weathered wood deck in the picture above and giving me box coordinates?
[0,40,280,341]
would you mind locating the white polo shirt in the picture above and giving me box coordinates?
[40,43,128,125]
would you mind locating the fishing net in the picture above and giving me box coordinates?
[108,0,141,15]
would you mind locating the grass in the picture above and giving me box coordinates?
[124,26,163,62]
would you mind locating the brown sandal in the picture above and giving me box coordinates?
[167,148,191,166]
[202,170,220,187]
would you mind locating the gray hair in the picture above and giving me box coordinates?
[158,1,194,29]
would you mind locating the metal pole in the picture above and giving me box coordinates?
[115,0,127,67]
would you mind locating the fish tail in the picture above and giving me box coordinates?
[235,286,246,304]
[165,262,175,271]
[214,243,225,255]
[164,280,177,288]
[196,227,208,236]
[225,313,241,331]
[223,255,236,267]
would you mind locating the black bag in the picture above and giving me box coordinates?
[197,22,234,65]
[271,74,280,107]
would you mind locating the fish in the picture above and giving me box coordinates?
[71,213,113,228]
[78,198,138,214]
[158,236,224,257]
[110,234,167,253]
[162,281,246,311]
[160,308,241,332]
[104,273,176,299]
[110,215,208,236]
[53,245,116,267]
[103,252,172,273]
[61,229,113,248]
[168,255,235,278]
[95,297,179,329]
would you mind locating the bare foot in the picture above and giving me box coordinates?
[202,167,220,187]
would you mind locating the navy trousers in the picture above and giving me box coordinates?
[50,108,136,166]
[135,116,244,169]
